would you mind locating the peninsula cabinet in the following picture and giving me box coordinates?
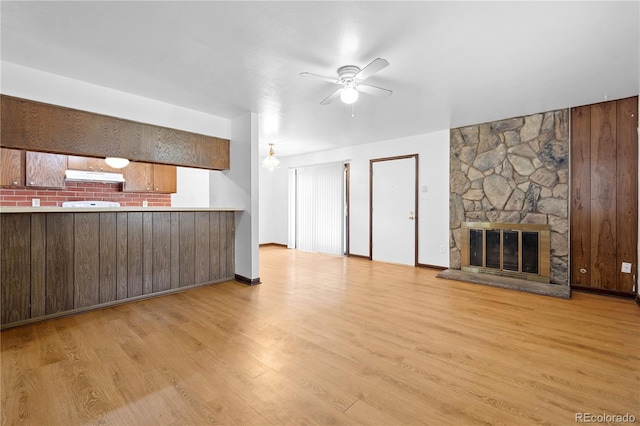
[25,151,66,188]
[0,148,25,187]
[0,208,237,328]
[123,162,177,193]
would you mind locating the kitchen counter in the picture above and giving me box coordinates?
[1,206,243,213]
[1,208,237,329]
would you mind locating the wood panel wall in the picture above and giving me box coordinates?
[0,211,235,327]
[1,95,230,170]
[570,96,638,294]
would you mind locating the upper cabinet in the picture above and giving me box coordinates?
[67,156,118,173]
[25,152,66,188]
[1,148,25,187]
[153,164,177,193]
[123,162,176,193]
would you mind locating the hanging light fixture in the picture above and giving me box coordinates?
[261,143,281,171]
[104,157,130,169]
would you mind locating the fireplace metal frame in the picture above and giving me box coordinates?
[461,222,551,283]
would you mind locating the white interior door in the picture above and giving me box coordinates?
[371,156,417,265]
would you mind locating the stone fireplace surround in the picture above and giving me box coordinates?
[439,108,570,298]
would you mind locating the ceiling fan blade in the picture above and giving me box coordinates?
[357,84,392,98]
[320,88,342,105]
[299,72,340,84]
[354,58,389,81]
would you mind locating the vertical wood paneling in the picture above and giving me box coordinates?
[615,97,638,292]
[99,213,117,303]
[30,214,46,318]
[74,213,100,308]
[170,212,180,289]
[226,212,235,277]
[152,213,171,292]
[570,96,639,294]
[45,213,74,314]
[209,213,221,281]
[570,106,592,286]
[142,212,153,294]
[116,212,128,300]
[590,102,617,289]
[127,212,143,297]
[219,213,229,278]
[179,212,195,287]
[194,212,210,283]
[1,214,31,324]
[1,209,237,327]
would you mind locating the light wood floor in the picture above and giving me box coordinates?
[2,246,639,425]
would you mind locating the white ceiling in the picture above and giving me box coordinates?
[1,1,638,158]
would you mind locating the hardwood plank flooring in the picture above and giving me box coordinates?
[2,246,639,425]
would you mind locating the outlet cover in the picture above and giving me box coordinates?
[621,262,632,273]
[32,198,40,207]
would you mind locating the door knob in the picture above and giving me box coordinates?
[409,210,415,220]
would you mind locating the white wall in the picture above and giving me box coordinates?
[261,130,451,267]
[209,113,260,281]
[1,61,231,208]
[259,165,289,244]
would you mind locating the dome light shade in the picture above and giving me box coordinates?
[105,157,130,169]
[261,144,281,171]
[340,85,359,104]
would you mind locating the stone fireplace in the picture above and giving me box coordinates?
[440,108,570,297]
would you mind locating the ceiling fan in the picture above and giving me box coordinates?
[300,58,392,105]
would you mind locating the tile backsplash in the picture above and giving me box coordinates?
[0,181,171,207]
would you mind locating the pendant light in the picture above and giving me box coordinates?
[262,144,281,171]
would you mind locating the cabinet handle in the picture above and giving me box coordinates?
[13,181,18,185]
[155,187,159,191]
[29,181,35,186]
[89,166,93,170]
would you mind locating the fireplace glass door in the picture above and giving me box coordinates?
[461,222,550,283]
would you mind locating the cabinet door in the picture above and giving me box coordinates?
[153,164,177,193]
[67,156,117,173]
[122,162,153,192]
[25,152,66,188]
[1,148,25,186]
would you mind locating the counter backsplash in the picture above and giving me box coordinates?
[0,181,171,207]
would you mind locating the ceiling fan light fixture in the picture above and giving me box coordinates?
[340,85,359,104]
[262,143,281,171]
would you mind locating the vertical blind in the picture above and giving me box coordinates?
[290,162,344,256]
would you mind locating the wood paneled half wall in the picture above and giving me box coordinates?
[0,95,229,170]
[1,209,236,329]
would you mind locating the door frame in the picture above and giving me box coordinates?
[345,163,351,256]
[369,154,419,266]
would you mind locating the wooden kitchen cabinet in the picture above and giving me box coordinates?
[153,164,177,193]
[123,162,153,192]
[67,155,117,173]
[25,151,66,188]
[123,162,176,193]
[1,148,25,187]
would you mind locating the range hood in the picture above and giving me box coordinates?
[65,169,125,183]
